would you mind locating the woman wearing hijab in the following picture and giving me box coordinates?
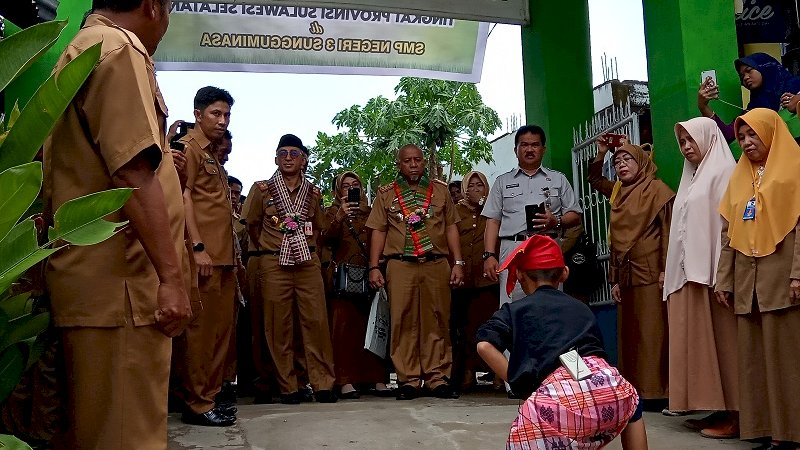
[665,117,739,438]
[450,171,499,392]
[716,108,800,449]
[608,144,675,404]
[699,52,800,142]
[322,171,391,399]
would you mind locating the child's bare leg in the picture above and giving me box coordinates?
[620,418,648,450]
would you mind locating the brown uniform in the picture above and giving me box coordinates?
[43,14,186,450]
[322,204,386,387]
[246,178,335,394]
[173,126,236,414]
[451,202,499,389]
[365,178,459,389]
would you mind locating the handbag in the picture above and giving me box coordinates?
[563,232,605,296]
[332,218,370,298]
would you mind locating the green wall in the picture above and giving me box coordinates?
[521,0,594,177]
[4,0,91,115]
[642,0,740,189]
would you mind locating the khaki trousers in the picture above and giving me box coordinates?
[386,258,452,389]
[58,317,170,449]
[259,254,335,393]
[174,266,236,413]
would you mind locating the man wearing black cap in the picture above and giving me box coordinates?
[173,86,237,426]
[245,134,337,404]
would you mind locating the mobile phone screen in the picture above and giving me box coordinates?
[347,187,361,204]
[525,203,545,234]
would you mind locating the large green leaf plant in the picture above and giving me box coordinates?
[0,20,134,448]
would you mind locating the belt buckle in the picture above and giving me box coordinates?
[416,256,427,263]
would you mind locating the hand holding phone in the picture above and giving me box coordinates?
[347,187,361,204]
[525,203,545,234]
[601,133,627,149]
[700,70,719,99]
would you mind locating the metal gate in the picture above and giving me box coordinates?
[570,103,639,305]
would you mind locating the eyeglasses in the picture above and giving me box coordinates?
[277,149,304,159]
[341,182,361,190]
[613,156,636,168]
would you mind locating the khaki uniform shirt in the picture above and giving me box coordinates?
[323,205,371,264]
[455,203,497,289]
[43,14,186,327]
[482,166,582,237]
[181,126,234,266]
[366,179,459,256]
[245,179,326,252]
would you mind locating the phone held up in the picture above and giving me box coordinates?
[601,133,626,149]
[347,186,361,204]
[525,203,545,234]
[169,121,193,152]
[701,69,719,99]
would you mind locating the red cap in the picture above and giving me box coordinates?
[497,235,565,297]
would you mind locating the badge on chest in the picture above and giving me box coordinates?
[743,197,756,221]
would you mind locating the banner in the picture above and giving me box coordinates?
[154,2,489,82]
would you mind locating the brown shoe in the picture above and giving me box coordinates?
[684,411,726,431]
[700,419,739,439]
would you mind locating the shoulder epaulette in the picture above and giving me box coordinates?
[433,179,448,186]
[255,180,269,192]
[378,182,396,194]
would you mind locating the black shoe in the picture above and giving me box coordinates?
[215,381,237,405]
[432,383,460,399]
[373,388,396,398]
[215,402,237,417]
[181,409,236,427]
[299,386,314,403]
[280,392,302,405]
[253,393,275,404]
[314,390,338,403]
[507,390,523,400]
[339,389,360,400]
[396,384,419,400]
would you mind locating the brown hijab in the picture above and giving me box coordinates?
[332,171,371,214]
[458,171,490,211]
[609,144,675,255]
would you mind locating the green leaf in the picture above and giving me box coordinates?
[0,162,43,243]
[0,20,67,94]
[0,312,49,353]
[0,42,102,172]
[0,434,33,450]
[0,220,60,295]
[49,188,133,246]
[22,334,47,370]
[0,345,25,404]
[8,101,21,129]
[0,292,33,321]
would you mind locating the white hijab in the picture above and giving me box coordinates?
[663,117,736,299]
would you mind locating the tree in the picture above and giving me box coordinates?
[309,77,501,196]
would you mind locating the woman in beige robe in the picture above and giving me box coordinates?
[716,108,800,447]
[608,144,675,402]
[665,117,738,438]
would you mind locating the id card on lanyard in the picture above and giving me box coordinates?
[743,197,756,221]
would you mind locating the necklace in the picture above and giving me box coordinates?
[756,165,765,188]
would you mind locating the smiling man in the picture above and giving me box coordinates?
[173,86,238,426]
[482,125,582,304]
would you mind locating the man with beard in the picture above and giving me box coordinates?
[367,144,464,400]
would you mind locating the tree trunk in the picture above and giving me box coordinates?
[448,141,456,182]
[427,142,440,180]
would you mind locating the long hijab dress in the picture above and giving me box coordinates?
[608,144,675,400]
[717,108,800,442]
[664,117,738,412]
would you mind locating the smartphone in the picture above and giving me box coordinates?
[169,121,191,152]
[602,133,626,149]
[525,203,545,234]
[347,187,361,204]
[701,69,717,87]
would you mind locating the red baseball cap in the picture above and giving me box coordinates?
[497,235,565,296]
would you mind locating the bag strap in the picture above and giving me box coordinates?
[344,217,369,259]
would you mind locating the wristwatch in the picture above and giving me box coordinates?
[481,252,496,261]
[192,242,205,252]
[454,260,466,266]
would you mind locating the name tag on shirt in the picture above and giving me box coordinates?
[743,197,756,221]
[506,183,520,189]
[304,221,313,235]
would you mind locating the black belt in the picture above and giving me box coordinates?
[500,233,557,242]
[386,254,446,263]
[249,247,315,257]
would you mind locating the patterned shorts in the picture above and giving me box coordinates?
[507,356,639,450]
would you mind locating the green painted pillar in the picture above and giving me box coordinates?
[521,0,594,177]
[642,0,740,189]
[4,0,91,115]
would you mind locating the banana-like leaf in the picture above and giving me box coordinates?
[49,188,133,246]
[0,220,60,295]
[0,162,42,243]
[0,292,33,320]
[0,20,66,94]
[0,312,49,353]
[23,334,47,370]
[0,434,34,450]
[0,344,25,405]
[0,42,102,172]
[8,102,21,129]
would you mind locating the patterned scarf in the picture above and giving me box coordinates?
[393,173,434,256]
[266,171,312,266]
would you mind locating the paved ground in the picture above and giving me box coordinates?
[167,392,754,449]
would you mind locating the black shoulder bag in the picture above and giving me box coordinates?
[332,218,370,299]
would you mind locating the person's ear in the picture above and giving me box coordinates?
[559,266,570,284]
[193,108,202,122]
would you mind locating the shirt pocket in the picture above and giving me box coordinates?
[201,158,221,192]
[545,187,563,211]
[502,188,524,213]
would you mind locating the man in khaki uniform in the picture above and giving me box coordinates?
[367,144,465,400]
[246,134,337,404]
[43,2,191,448]
[173,86,237,426]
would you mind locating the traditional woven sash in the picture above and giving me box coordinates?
[266,171,312,265]
[393,174,435,257]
